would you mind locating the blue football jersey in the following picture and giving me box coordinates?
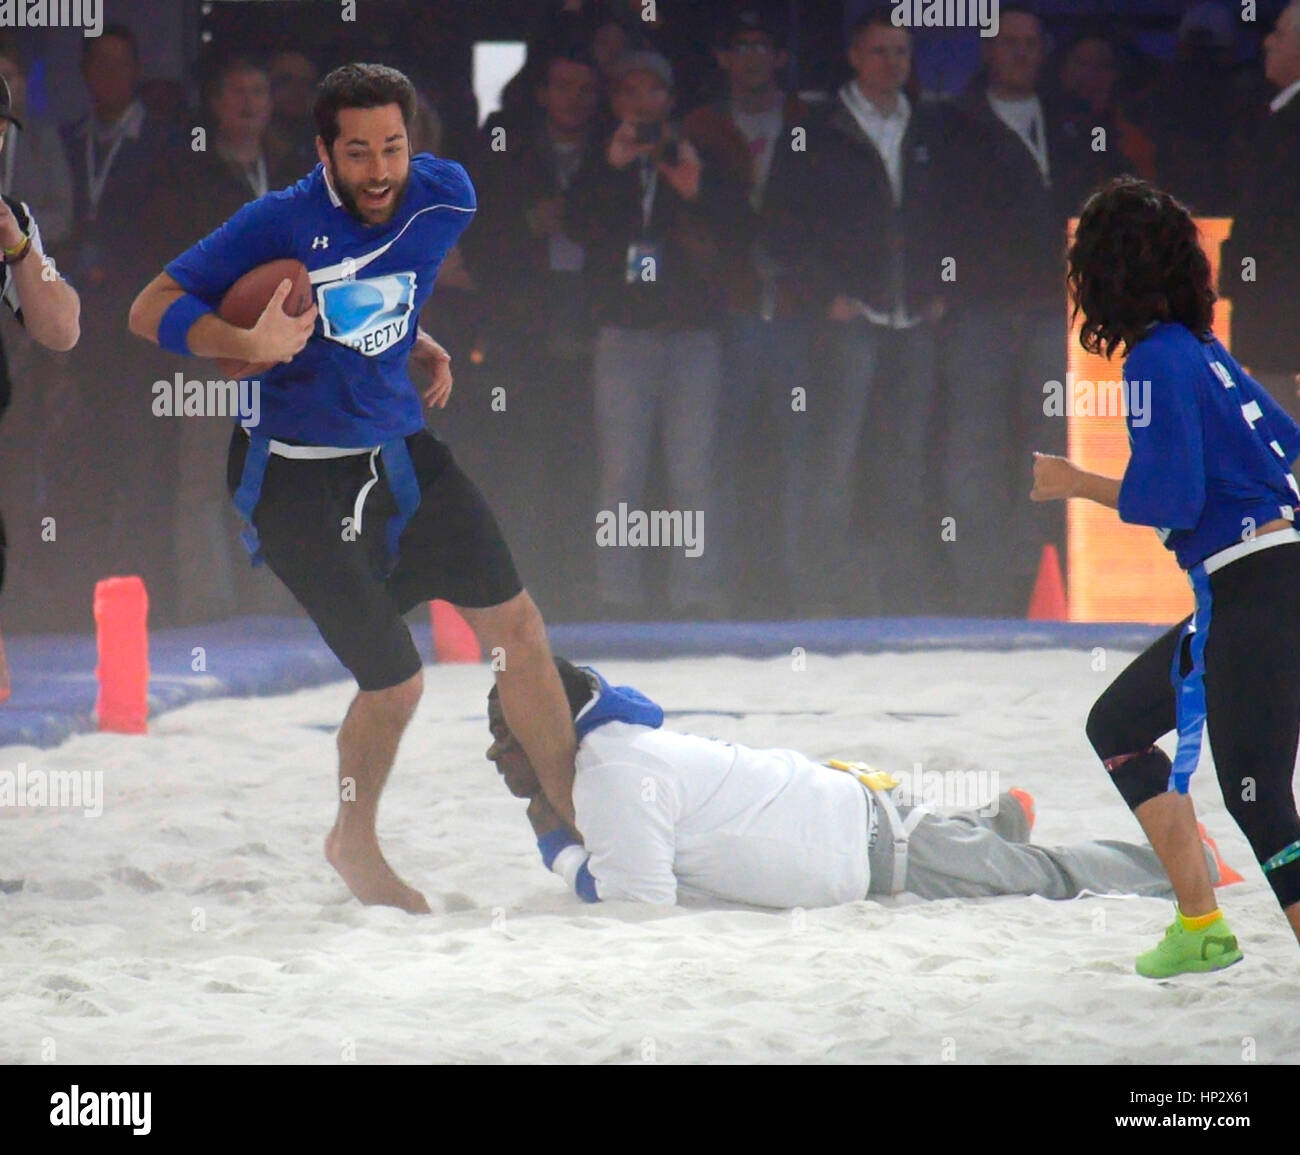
[1118,322,1300,569]
[166,153,475,446]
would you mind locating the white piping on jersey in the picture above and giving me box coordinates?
[309,191,478,284]
[323,165,344,208]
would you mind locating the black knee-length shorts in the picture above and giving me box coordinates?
[227,427,522,691]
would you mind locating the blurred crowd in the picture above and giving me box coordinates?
[1,0,1298,632]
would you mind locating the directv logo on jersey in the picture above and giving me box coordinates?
[318,272,417,357]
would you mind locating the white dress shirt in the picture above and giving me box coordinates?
[987,91,1050,186]
[838,82,920,329]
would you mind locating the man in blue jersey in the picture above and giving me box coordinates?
[129,64,578,914]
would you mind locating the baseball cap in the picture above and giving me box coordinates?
[724,6,781,47]
[1178,2,1236,51]
[0,76,22,129]
[611,50,675,91]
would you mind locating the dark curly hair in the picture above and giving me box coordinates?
[1067,177,1215,359]
[487,657,594,720]
[313,62,417,152]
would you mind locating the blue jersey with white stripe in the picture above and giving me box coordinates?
[165,153,475,447]
[1118,323,1300,569]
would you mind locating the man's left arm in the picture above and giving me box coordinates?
[0,200,79,352]
[411,327,453,409]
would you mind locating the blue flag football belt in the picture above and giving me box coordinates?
[1169,526,1300,795]
[232,430,421,575]
[1168,566,1211,796]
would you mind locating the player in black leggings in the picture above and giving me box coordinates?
[1032,177,1300,976]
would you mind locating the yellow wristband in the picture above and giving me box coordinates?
[3,232,28,257]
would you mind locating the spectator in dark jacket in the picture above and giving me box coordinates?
[461,43,604,618]
[166,52,302,625]
[61,24,181,312]
[938,4,1125,617]
[180,54,302,241]
[1047,27,1155,182]
[58,22,184,626]
[1221,1,1300,422]
[801,8,958,616]
[682,7,822,615]
[564,50,753,618]
[265,48,320,176]
[1144,2,1258,216]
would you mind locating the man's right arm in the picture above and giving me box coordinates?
[127,194,316,365]
[128,270,316,365]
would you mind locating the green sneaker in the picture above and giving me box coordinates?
[1135,911,1244,978]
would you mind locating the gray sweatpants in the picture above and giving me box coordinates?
[868,797,1220,900]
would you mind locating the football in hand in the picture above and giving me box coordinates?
[214,258,314,379]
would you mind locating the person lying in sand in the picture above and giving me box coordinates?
[485,658,1239,910]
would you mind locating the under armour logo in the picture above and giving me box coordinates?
[312,235,330,250]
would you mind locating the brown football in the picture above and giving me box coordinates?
[214,258,314,379]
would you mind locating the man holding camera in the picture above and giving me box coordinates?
[564,51,752,619]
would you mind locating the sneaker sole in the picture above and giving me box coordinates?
[1136,949,1244,979]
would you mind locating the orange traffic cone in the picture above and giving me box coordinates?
[1027,544,1067,620]
[94,576,150,734]
[1199,822,1246,887]
[430,599,482,663]
[0,617,10,704]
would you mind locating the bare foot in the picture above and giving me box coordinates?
[325,828,432,914]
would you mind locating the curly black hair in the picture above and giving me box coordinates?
[487,657,594,720]
[313,62,417,152]
[1067,176,1215,359]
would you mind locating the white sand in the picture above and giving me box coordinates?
[2,649,1297,1065]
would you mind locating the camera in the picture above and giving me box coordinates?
[634,120,681,167]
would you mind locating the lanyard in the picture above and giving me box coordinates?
[0,124,14,196]
[85,119,130,218]
[1024,110,1049,185]
[244,153,268,199]
[638,158,658,236]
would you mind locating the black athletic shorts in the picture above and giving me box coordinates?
[227,427,522,691]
